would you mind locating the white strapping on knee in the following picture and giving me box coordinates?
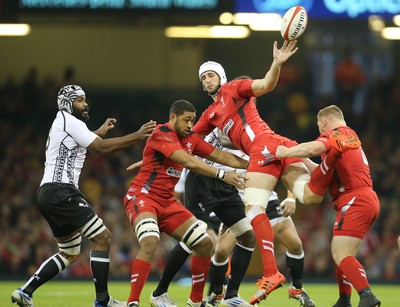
[229,218,253,237]
[135,218,160,242]
[286,250,304,259]
[292,173,310,203]
[244,187,272,208]
[58,233,82,255]
[182,220,208,248]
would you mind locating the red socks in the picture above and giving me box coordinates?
[189,255,211,302]
[339,256,370,292]
[335,264,352,295]
[128,258,151,303]
[251,214,277,276]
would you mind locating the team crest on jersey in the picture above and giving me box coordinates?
[220,96,225,107]
[186,141,193,154]
[166,167,182,178]
[257,145,274,165]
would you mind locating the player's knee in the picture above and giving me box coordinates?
[287,242,303,255]
[57,233,82,263]
[193,235,213,257]
[139,236,159,259]
[60,252,79,264]
[236,229,256,249]
[214,239,234,260]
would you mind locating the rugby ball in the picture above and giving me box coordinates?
[280,6,308,41]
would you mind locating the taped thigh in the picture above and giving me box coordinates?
[135,218,160,242]
[81,215,107,240]
[244,187,272,208]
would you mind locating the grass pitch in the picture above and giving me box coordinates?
[1,280,398,306]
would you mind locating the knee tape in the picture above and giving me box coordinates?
[229,217,253,237]
[58,233,82,255]
[182,220,208,248]
[81,215,107,240]
[292,173,310,203]
[135,218,160,242]
[244,187,272,208]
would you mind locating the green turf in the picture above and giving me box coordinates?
[2,280,398,306]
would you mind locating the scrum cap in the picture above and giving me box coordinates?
[198,61,227,85]
[57,85,85,114]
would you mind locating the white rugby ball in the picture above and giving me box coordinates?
[280,6,308,41]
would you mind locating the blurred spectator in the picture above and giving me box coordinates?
[334,48,366,115]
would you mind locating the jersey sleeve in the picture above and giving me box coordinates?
[316,132,332,151]
[65,113,98,148]
[236,79,255,98]
[191,133,216,157]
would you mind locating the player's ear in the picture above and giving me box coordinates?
[169,112,176,123]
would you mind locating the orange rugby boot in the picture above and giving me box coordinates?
[329,131,361,153]
[249,272,286,305]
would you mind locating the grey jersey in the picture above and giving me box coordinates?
[40,111,97,188]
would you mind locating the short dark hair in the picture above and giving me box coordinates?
[169,99,196,116]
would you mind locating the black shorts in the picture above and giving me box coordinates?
[37,183,96,237]
[266,199,283,220]
[184,171,246,229]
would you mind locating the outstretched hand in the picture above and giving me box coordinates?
[273,40,298,64]
[137,120,157,139]
[95,118,117,137]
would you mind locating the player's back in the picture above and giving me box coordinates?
[329,126,373,200]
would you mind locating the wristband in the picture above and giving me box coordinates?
[215,169,226,180]
[279,197,296,209]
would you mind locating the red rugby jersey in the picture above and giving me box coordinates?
[193,79,274,155]
[130,123,214,199]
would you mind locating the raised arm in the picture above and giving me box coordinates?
[251,40,298,97]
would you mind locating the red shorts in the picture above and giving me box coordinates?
[332,189,380,239]
[124,192,193,236]
[247,133,302,178]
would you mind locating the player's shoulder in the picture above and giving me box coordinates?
[153,123,174,137]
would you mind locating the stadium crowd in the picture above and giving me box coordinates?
[0,65,399,283]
